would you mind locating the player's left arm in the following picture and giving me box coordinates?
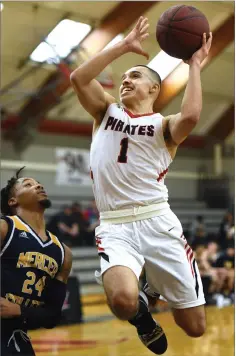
[165,32,212,145]
[0,244,72,329]
[55,243,72,283]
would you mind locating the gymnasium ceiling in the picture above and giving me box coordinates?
[1,1,235,152]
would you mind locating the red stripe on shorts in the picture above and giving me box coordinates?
[96,236,104,252]
[184,240,194,277]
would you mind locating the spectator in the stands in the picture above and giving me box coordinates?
[191,229,208,250]
[46,210,61,236]
[200,242,227,295]
[83,200,99,246]
[71,202,90,246]
[215,240,235,297]
[219,211,234,249]
[227,224,235,239]
[83,200,99,226]
[57,205,80,246]
[205,241,220,266]
[189,215,207,247]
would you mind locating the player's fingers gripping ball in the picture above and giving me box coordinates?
[156,5,210,60]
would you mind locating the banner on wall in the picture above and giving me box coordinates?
[55,148,91,186]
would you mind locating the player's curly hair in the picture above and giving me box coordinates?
[1,166,25,216]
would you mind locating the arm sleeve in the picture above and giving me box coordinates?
[20,278,67,330]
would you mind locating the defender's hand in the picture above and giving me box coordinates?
[124,16,150,60]
[0,297,21,318]
[185,32,212,65]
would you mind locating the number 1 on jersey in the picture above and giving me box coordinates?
[118,138,128,163]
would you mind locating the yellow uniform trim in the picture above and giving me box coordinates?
[8,216,30,233]
[50,232,62,249]
[49,232,64,265]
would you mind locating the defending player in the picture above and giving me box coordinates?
[70,17,212,355]
[1,167,72,355]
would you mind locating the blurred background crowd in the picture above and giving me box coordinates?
[47,200,99,247]
[190,211,234,308]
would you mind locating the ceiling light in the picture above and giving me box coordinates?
[30,19,91,63]
[0,3,4,11]
[148,51,182,81]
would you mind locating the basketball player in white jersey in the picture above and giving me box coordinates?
[71,17,212,355]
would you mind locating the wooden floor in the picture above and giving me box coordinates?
[30,304,234,356]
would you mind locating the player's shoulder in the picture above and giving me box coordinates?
[0,215,15,245]
[2,215,31,234]
[0,217,9,234]
[0,214,15,226]
[153,112,164,121]
[106,102,124,114]
[62,243,72,263]
[47,230,65,250]
[1,214,24,233]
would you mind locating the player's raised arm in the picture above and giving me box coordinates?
[167,33,212,145]
[70,16,150,123]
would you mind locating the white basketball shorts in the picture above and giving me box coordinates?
[95,208,205,309]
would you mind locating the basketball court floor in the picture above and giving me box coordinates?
[30,304,234,355]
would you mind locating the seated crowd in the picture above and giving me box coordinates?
[188,212,234,307]
[47,200,99,247]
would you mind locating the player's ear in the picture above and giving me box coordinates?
[150,83,160,94]
[8,197,18,209]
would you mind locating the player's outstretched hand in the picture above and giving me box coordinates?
[124,16,150,60]
[0,297,21,318]
[185,32,212,65]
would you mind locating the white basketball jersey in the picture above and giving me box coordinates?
[90,103,172,212]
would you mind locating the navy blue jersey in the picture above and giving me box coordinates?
[1,215,64,308]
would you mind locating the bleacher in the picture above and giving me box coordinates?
[46,197,226,296]
[46,196,225,234]
[169,199,225,234]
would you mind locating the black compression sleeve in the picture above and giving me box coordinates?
[20,278,67,330]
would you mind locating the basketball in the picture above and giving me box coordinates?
[156,5,210,60]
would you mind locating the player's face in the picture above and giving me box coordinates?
[9,177,51,211]
[119,67,154,105]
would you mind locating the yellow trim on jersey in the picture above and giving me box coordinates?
[8,216,30,233]
[49,232,62,249]
[49,232,65,265]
